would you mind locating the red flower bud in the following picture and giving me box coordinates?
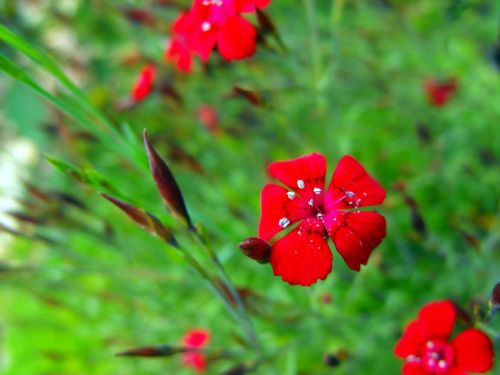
[239,237,271,263]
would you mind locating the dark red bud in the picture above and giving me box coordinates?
[143,130,192,228]
[492,282,500,308]
[227,86,263,106]
[100,193,176,245]
[239,237,271,264]
[117,345,185,357]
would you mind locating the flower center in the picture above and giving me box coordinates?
[407,339,455,374]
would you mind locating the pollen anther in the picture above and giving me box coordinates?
[297,179,305,189]
[287,191,296,200]
[313,187,322,194]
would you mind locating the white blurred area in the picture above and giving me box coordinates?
[0,139,37,255]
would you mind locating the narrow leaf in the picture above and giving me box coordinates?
[100,193,176,245]
[143,130,192,227]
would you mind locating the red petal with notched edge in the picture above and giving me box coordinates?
[324,210,386,271]
[258,184,313,240]
[182,352,207,372]
[166,40,193,73]
[217,16,256,61]
[324,155,385,211]
[394,320,427,358]
[270,218,332,286]
[402,362,427,375]
[452,329,494,373]
[417,300,456,340]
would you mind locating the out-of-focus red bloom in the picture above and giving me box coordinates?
[423,78,458,107]
[182,329,211,372]
[165,11,195,73]
[188,0,271,61]
[394,300,494,375]
[131,64,156,101]
[197,105,220,134]
[258,153,386,286]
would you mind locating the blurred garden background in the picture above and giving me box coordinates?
[0,0,499,374]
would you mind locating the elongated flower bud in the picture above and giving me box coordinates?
[100,193,176,245]
[143,130,192,228]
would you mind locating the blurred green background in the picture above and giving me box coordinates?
[0,0,499,374]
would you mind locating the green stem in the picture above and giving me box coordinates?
[303,0,321,87]
[192,232,263,353]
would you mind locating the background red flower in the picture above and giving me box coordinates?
[394,300,494,374]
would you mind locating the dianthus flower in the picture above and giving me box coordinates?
[258,153,386,286]
[188,0,271,61]
[182,329,211,372]
[131,64,155,101]
[165,11,195,73]
[394,300,494,375]
[423,78,458,107]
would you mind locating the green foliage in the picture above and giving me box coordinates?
[1,0,499,374]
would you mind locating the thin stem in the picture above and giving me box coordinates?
[192,231,263,353]
[303,0,321,87]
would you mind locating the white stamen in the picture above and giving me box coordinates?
[297,179,305,189]
[279,217,290,228]
[426,341,434,349]
[427,359,436,367]
[438,360,447,369]
[201,21,211,32]
[345,191,355,198]
[308,199,314,206]
[316,213,323,220]
[287,191,296,200]
[313,187,322,194]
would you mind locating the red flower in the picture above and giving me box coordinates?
[423,78,458,107]
[131,64,156,101]
[394,300,494,375]
[165,11,195,73]
[188,0,270,61]
[182,329,211,372]
[258,153,386,286]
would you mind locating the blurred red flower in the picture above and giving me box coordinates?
[165,11,195,73]
[182,329,211,372]
[394,300,494,375]
[423,78,458,107]
[131,64,156,101]
[258,153,386,286]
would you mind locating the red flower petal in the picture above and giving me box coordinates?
[182,329,211,348]
[166,40,193,73]
[217,16,257,61]
[446,368,468,375]
[402,362,427,375]
[394,320,428,358]
[131,65,155,101]
[417,300,456,340]
[270,218,332,286]
[324,210,386,271]
[258,184,313,240]
[191,24,218,61]
[452,329,494,373]
[235,0,271,12]
[268,153,326,208]
[324,155,385,211]
[182,352,207,372]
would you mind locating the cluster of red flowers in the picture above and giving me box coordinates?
[165,0,272,73]
[254,153,387,286]
[395,300,494,374]
[182,329,211,372]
